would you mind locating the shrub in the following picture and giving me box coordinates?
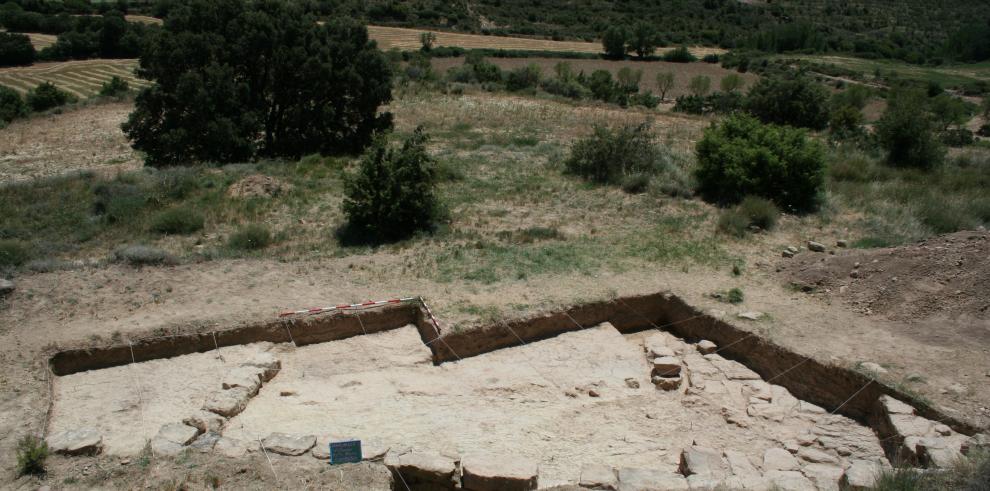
[123,4,392,166]
[342,128,443,243]
[0,239,31,267]
[656,72,675,100]
[737,195,779,230]
[727,288,744,304]
[26,82,75,112]
[113,244,174,266]
[98,76,129,97]
[876,88,945,169]
[673,95,706,114]
[150,207,204,235]
[744,73,830,130]
[696,114,825,212]
[16,435,48,476]
[602,26,627,60]
[541,77,590,99]
[720,74,744,93]
[564,123,661,185]
[93,181,147,224]
[0,84,27,125]
[663,46,696,63]
[941,128,974,147]
[506,64,541,91]
[227,224,272,250]
[0,32,35,67]
[629,91,660,109]
[621,172,651,194]
[688,75,711,97]
[717,196,779,237]
[829,105,864,140]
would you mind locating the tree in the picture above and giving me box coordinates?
[628,21,658,59]
[602,26,627,60]
[419,31,436,52]
[122,0,392,167]
[0,32,35,66]
[26,81,75,111]
[744,73,829,130]
[656,71,675,101]
[695,113,825,213]
[688,75,711,97]
[0,85,27,125]
[720,73,744,93]
[341,128,442,243]
[875,88,945,169]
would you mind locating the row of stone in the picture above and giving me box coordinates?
[877,395,989,469]
[576,446,888,491]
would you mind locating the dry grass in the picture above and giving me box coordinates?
[432,57,756,99]
[0,59,149,98]
[371,25,725,57]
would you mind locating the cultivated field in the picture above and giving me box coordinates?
[119,15,724,57]
[432,57,756,98]
[0,59,148,98]
[370,25,725,57]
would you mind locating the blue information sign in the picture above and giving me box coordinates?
[329,439,362,464]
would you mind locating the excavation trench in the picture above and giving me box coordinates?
[44,291,978,480]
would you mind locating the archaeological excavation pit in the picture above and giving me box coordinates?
[43,293,984,490]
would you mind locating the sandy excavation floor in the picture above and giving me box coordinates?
[51,323,887,487]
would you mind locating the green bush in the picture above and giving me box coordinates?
[149,207,204,235]
[93,181,147,224]
[26,82,75,112]
[621,172,651,194]
[506,64,541,91]
[744,73,830,130]
[829,105,864,140]
[0,239,31,267]
[98,75,130,97]
[717,196,779,237]
[227,224,272,250]
[16,435,48,476]
[738,195,779,230]
[0,84,27,125]
[727,287,744,304]
[663,46,696,63]
[341,128,443,243]
[0,32,34,67]
[696,114,825,212]
[564,123,661,185]
[876,88,945,169]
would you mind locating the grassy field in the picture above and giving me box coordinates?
[432,57,756,98]
[781,55,990,88]
[0,59,149,98]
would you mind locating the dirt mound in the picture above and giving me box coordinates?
[226,175,290,199]
[781,230,990,321]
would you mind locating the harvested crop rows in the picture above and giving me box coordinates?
[369,25,725,57]
[0,59,148,98]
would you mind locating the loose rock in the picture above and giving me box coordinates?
[384,451,458,490]
[859,362,888,376]
[579,464,617,490]
[842,460,883,490]
[183,410,226,433]
[808,241,826,252]
[737,311,764,321]
[696,340,717,355]
[679,446,728,478]
[47,428,103,456]
[461,453,538,491]
[156,423,201,446]
[203,387,252,417]
[652,356,682,376]
[261,433,316,456]
[617,467,689,490]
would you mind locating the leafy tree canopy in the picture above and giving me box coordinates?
[123,0,393,167]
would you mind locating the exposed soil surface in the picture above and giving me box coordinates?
[0,102,139,182]
[781,231,990,341]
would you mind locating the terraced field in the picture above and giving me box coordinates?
[0,59,149,98]
[368,25,725,57]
